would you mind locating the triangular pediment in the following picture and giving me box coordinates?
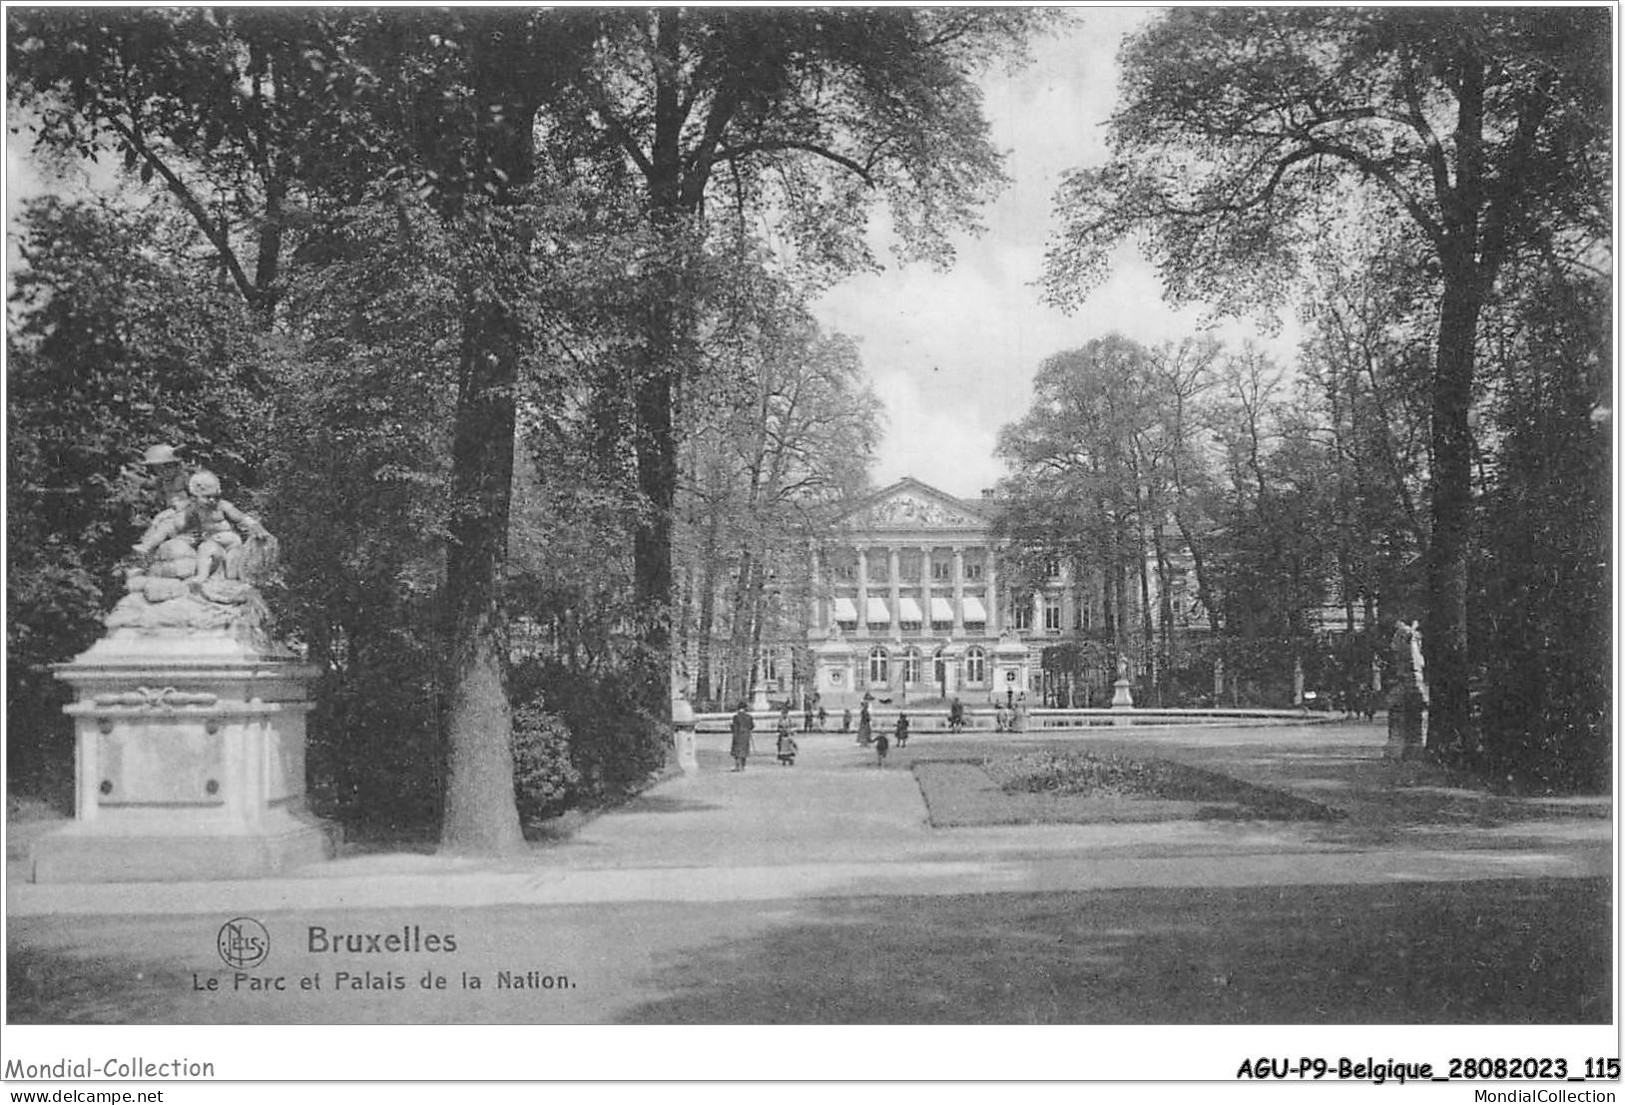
[839,478,992,530]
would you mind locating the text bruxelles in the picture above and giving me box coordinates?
[307,925,457,954]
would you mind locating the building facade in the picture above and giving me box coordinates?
[762,477,1118,710]
[712,476,1376,712]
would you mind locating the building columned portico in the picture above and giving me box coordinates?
[797,478,1048,709]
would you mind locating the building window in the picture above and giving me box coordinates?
[901,648,921,684]
[1045,558,1061,579]
[1044,596,1062,632]
[1075,601,1090,631]
[868,646,889,685]
[964,560,984,581]
[760,653,779,685]
[931,559,951,581]
[965,647,986,684]
[933,647,947,686]
[833,563,856,582]
[1013,599,1033,631]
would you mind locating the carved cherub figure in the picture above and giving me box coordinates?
[134,470,270,585]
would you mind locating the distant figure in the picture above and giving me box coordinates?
[857,701,872,745]
[948,697,965,733]
[777,728,798,767]
[1012,694,1027,733]
[895,712,910,749]
[729,703,754,772]
[841,707,853,733]
[994,701,1007,733]
[803,700,815,733]
[817,706,828,732]
[777,706,794,750]
[875,727,890,767]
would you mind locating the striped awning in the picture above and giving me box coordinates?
[831,596,858,622]
[897,597,924,624]
[930,597,956,623]
[962,596,988,624]
[865,597,890,623]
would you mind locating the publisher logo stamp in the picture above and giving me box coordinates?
[217,917,270,969]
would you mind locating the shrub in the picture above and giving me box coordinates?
[512,700,582,823]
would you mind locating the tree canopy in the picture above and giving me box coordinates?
[1043,6,1612,753]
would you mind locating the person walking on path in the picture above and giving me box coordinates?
[841,707,853,733]
[895,711,910,749]
[857,700,873,745]
[803,698,815,733]
[777,707,795,758]
[874,726,890,766]
[776,726,798,766]
[729,703,754,772]
[817,706,828,732]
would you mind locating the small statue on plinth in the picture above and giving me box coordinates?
[1111,653,1135,709]
[33,450,328,883]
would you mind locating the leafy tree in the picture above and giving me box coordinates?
[996,336,1179,697]
[1473,263,1610,790]
[7,197,263,790]
[675,271,879,709]
[1044,7,1612,753]
[564,6,1053,703]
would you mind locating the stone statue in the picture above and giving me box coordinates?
[35,455,327,882]
[1386,619,1429,759]
[109,468,278,640]
[140,442,190,519]
[1117,653,1130,681]
[1390,620,1428,702]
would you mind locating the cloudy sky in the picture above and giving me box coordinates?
[814,7,1298,500]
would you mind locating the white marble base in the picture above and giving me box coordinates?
[30,628,336,883]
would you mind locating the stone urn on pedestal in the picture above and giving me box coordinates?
[30,469,334,883]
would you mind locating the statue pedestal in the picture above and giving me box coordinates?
[30,630,336,883]
[1110,677,1135,708]
[671,689,699,775]
[1383,688,1428,762]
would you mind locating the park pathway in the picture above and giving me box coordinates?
[6,720,1610,918]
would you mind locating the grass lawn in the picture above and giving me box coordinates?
[619,877,1612,1024]
[914,749,1344,827]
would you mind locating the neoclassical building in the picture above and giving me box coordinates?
[789,477,1104,709]
[711,475,1374,712]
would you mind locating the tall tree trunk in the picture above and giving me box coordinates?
[440,294,524,854]
[1426,273,1482,759]
[436,59,539,854]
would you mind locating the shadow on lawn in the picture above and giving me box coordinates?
[617,877,1611,1024]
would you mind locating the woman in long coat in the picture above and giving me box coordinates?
[730,704,754,772]
[856,700,872,746]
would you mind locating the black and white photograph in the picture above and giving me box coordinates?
[2,2,1616,1091]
